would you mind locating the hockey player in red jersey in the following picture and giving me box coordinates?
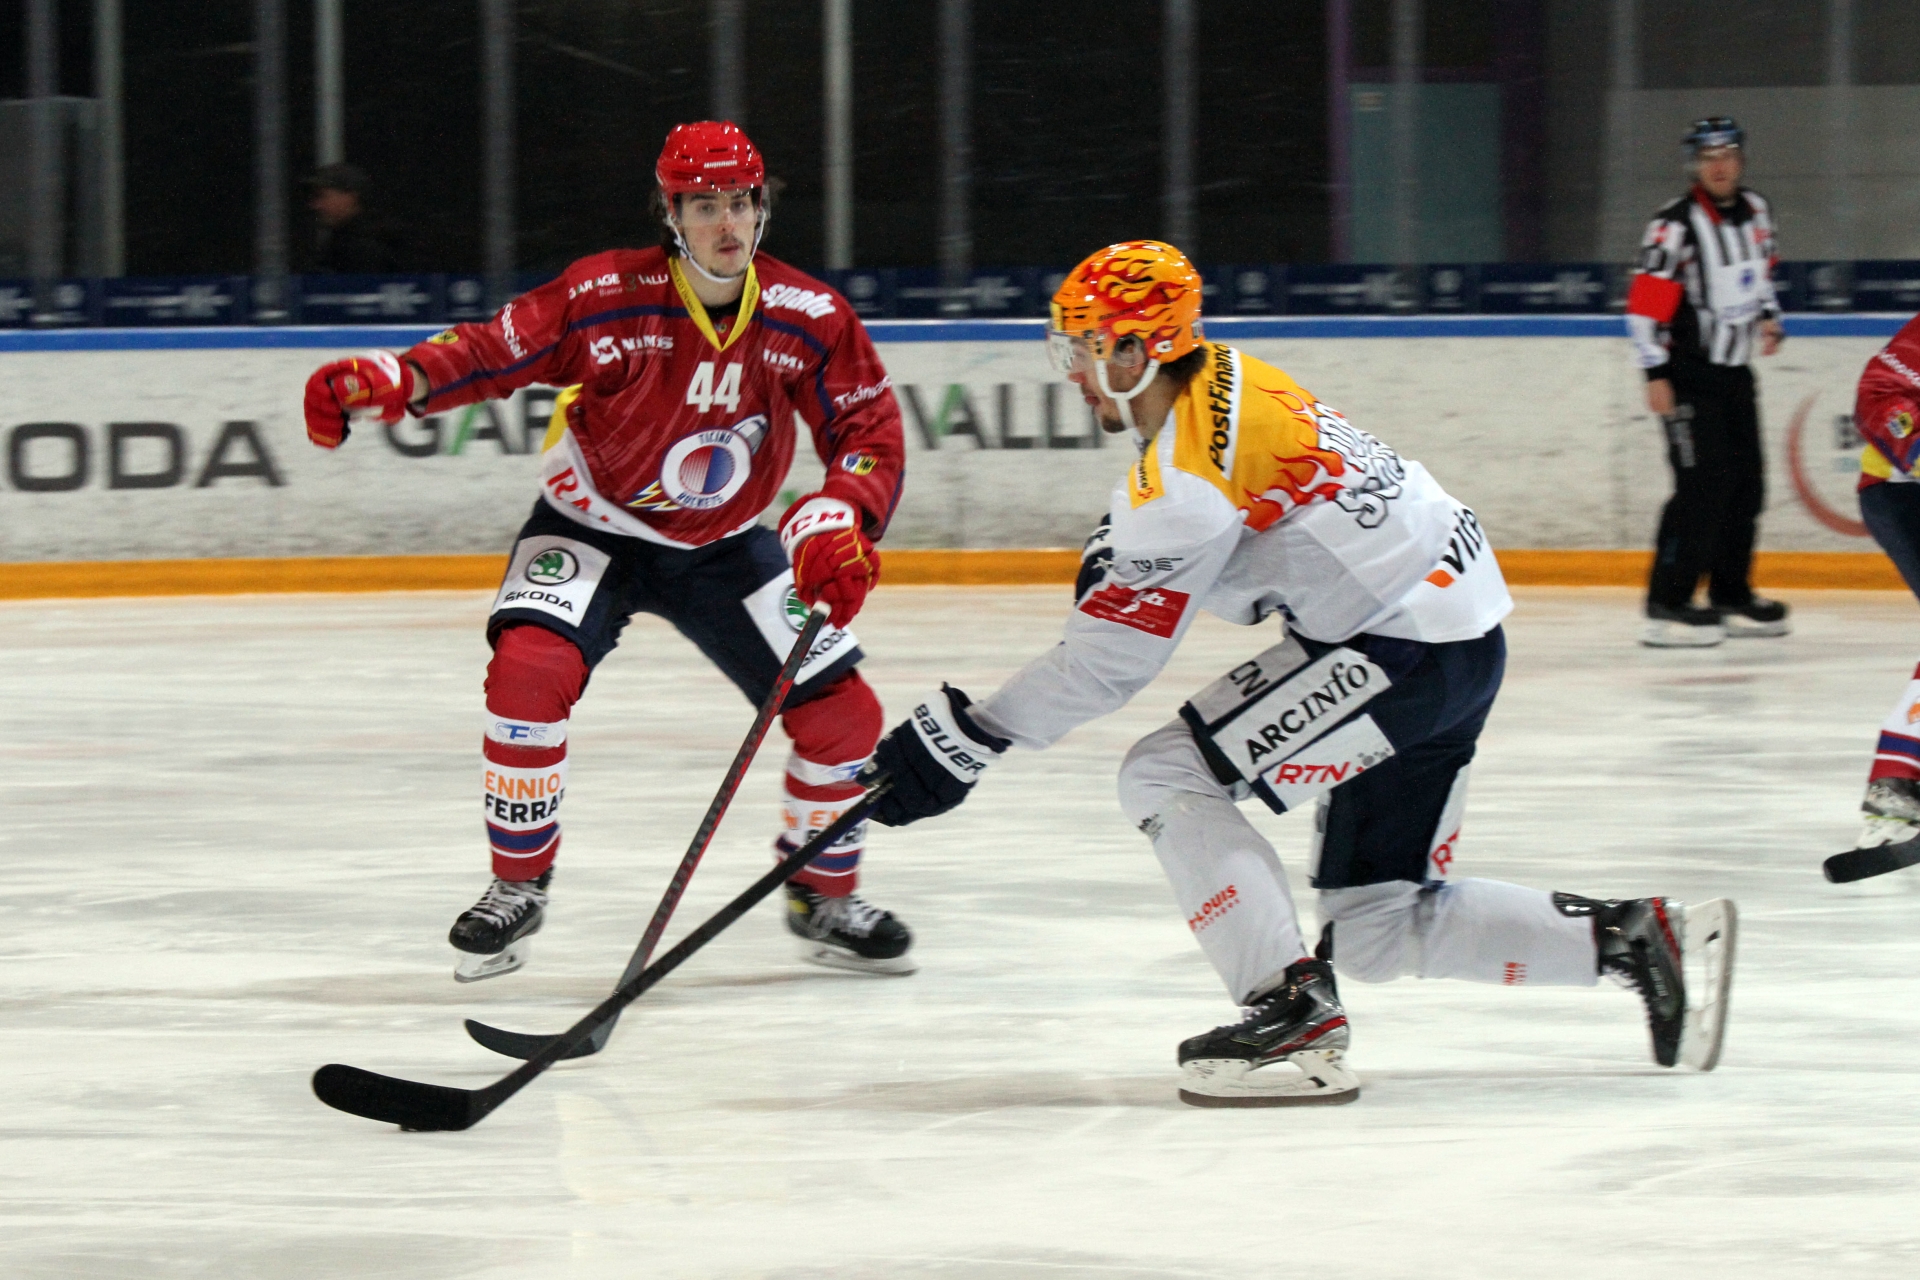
[300,122,914,977]
[1843,313,1920,856]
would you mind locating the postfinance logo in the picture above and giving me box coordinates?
[526,549,579,586]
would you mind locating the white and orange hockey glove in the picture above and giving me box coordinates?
[778,494,880,629]
[302,350,413,449]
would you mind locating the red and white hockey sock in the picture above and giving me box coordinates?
[484,728,567,880]
[1869,658,1920,784]
[482,625,588,882]
[779,759,869,896]
[779,673,881,897]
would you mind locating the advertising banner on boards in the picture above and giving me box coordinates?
[0,318,1896,564]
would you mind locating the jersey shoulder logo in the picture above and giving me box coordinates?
[760,283,836,319]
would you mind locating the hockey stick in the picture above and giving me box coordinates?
[313,785,886,1131]
[465,601,831,1061]
[1823,833,1920,883]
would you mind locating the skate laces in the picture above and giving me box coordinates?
[825,893,888,938]
[468,877,544,926]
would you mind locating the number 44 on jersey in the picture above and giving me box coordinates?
[686,362,742,415]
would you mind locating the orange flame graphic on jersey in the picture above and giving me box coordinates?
[1051,241,1204,362]
[1241,375,1351,530]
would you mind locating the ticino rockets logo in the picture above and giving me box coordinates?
[628,414,769,513]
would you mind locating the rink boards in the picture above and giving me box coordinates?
[0,314,1903,565]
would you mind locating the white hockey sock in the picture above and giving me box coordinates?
[1145,794,1310,1004]
[1320,878,1597,987]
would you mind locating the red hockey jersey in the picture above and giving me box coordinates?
[1856,313,1920,492]
[405,247,905,548]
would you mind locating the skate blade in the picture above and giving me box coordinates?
[1178,1050,1361,1108]
[1679,899,1737,1071]
[453,939,531,984]
[1722,619,1789,638]
[793,937,917,976]
[1640,622,1724,648]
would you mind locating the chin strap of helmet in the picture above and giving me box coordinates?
[1094,356,1161,435]
[666,194,769,286]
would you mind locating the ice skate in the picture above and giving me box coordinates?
[1857,776,1920,849]
[1715,596,1790,638]
[1641,602,1724,648]
[449,871,550,983]
[785,884,916,975]
[1564,893,1735,1069]
[1177,959,1360,1107]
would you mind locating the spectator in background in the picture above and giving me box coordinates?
[304,163,403,273]
[1626,117,1789,649]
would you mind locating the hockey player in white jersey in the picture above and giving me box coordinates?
[864,242,1736,1106]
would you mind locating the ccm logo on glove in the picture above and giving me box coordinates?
[779,493,880,628]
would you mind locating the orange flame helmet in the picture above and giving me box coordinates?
[1049,240,1205,367]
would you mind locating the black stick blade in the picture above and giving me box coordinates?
[464,1017,603,1061]
[312,1064,481,1131]
[1824,835,1920,883]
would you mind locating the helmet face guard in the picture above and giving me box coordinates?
[1047,240,1205,434]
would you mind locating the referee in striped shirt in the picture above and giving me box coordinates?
[1626,117,1790,648]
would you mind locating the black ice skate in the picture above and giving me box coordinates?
[1641,601,1725,648]
[1176,958,1360,1108]
[1559,893,1737,1071]
[1714,595,1791,638]
[449,870,550,983]
[785,884,915,975]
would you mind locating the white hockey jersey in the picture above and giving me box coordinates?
[973,343,1511,750]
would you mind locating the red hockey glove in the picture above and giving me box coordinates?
[779,494,880,629]
[303,350,413,449]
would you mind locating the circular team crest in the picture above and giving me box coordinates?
[660,429,752,511]
[526,548,579,585]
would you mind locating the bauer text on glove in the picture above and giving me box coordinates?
[779,494,880,628]
[302,351,415,449]
[862,685,1010,827]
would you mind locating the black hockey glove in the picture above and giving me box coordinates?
[863,684,1011,827]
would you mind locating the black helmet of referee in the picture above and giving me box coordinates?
[1684,117,1744,153]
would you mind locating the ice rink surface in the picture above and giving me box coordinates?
[5,584,1920,1279]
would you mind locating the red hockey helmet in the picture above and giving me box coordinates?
[656,121,765,197]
